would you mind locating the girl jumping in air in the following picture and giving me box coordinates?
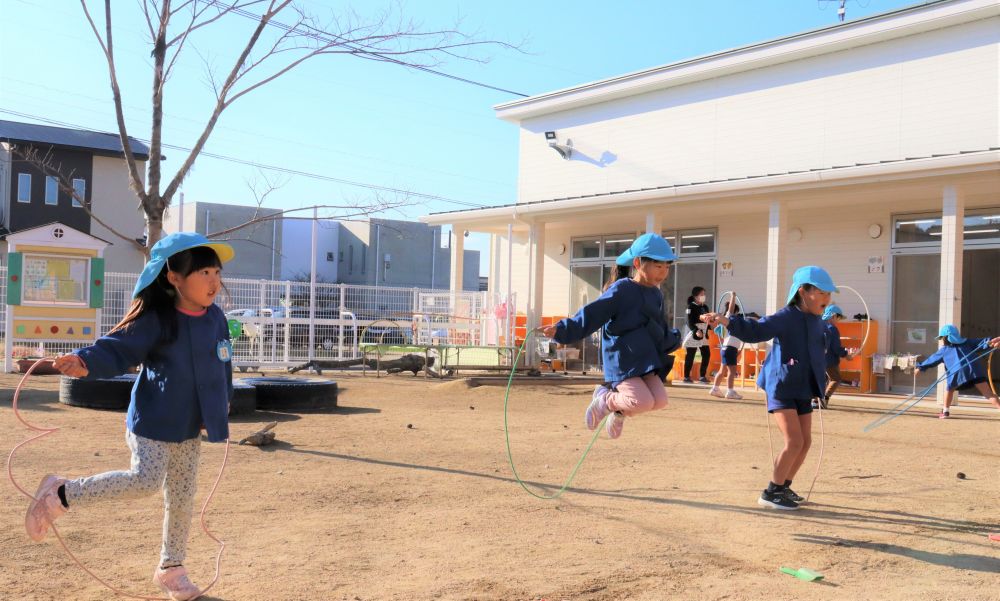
[702,266,837,510]
[540,233,678,440]
[26,232,235,601]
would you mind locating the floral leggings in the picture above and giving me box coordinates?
[64,430,201,568]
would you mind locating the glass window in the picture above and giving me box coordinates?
[45,177,58,205]
[960,211,1000,244]
[678,230,715,255]
[17,173,31,202]
[894,216,942,245]
[71,179,85,208]
[23,255,89,305]
[571,238,601,259]
[603,235,634,258]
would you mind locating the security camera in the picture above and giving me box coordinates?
[544,131,573,160]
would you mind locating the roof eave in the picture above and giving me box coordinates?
[421,150,1000,227]
[495,0,1000,123]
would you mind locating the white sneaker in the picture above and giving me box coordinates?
[725,389,743,400]
[585,385,611,430]
[605,411,625,439]
[709,387,726,398]
[153,566,201,601]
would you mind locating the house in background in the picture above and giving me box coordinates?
[0,119,149,273]
[163,201,479,289]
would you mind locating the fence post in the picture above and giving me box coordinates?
[283,281,291,363]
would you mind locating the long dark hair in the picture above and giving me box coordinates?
[687,286,706,305]
[110,246,224,348]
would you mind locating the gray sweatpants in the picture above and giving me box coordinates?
[64,430,201,568]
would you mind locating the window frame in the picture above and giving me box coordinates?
[44,176,58,206]
[71,178,86,208]
[17,173,31,203]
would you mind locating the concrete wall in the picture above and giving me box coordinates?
[163,201,282,279]
[91,156,146,273]
[280,218,338,282]
[514,17,1000,204]
[339,220,479,290]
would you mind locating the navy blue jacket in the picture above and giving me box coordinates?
[726,306,826,401]
[553,278,667,385]
[917,338,989,390]
[824,322,849,368]
[75,306,233,443]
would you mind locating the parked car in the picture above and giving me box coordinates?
[354,312,412,345]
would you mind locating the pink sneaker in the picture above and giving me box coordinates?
[606,411,625,439]
[585,385,611,430]
[25,474,67,542]
[153,566,202,601]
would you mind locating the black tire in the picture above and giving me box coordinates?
[59,374,136,411]
[243,377,338,411]
[230,382,257,416]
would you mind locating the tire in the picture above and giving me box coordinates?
[243,377,338,411]
[59,374,136,411]
[230,382,257,416]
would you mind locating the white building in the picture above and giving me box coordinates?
[424,0,1000,392]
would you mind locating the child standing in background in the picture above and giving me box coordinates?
[710,302,745,400]
[821,304,858,409]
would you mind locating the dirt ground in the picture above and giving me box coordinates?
[2,370,999,601]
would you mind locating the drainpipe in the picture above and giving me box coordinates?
[374,222,380,287]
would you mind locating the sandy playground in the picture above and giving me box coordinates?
[2,370,1000,601]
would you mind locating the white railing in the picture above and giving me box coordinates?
[1,265,515,369]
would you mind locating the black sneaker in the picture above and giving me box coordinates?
[784,487,805,503]
[758,489,800,510]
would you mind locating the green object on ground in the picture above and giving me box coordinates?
[780,567,824,581]
[227,319,243,339]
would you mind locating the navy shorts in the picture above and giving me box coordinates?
[954,376,988,392]
[767,397,813,415]
[722,346,739,366]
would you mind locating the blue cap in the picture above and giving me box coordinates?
[786,266,838,304]
[822,304,844,321]
[132,232,234,298]
[615,233,677,267]
[938,324,966,344]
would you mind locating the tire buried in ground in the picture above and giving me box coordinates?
[59,374,136,411]
[230,382,257,416]
[244,377,338,411]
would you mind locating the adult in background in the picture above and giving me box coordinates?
[683,286,711,383]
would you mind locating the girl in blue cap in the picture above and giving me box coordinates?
[540,233,678,440]
[820,304,858,409]
[916,324,1000,419]
[701,266,838,510]
[26,232,235,601]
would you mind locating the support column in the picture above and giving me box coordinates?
[937,185,964,403]
[449,226,465,292]
[765,201,788,315]
[645,212,662,235]
[526,222,545,366]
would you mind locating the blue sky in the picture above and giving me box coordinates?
[0,0,920,274]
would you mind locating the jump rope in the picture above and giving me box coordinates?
[7,358,229,600]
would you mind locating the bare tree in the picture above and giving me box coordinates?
[71,0,516,255]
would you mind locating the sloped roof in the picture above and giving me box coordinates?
[0,119,150,160]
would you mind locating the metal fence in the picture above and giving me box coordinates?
[2,265,514,369]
